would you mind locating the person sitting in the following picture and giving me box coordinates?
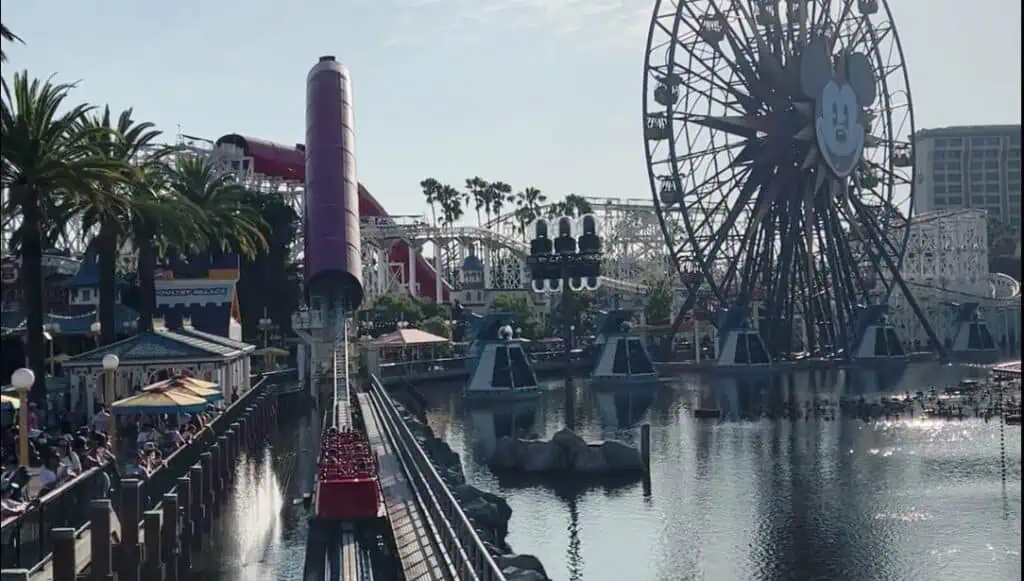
[1,479,28,517]
[38,454,64,496]
[57,436,81,477]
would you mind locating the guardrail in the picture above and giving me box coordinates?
[365,373,505,581]
[0,370,291,572]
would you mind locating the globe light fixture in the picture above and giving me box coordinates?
[102,353,120,371]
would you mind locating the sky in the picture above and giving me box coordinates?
[3,0,1021,221]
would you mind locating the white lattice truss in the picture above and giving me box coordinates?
[889,209,1021,347]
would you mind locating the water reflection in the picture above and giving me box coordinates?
[466,399,539,463]
[197,406,321,581]
[420,362,1022,581]
[590,384,657,431]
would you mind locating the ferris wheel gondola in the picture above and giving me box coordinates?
[642,0,945,361]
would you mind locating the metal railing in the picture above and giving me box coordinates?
[0,371,285,571]
[365,373,505,581]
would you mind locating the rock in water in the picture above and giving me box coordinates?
[600,440,644,472]
[502,567,548,581]
[497,554,549,579]
[572,443,608,472]
[491,436,524,468]
[521,440,566,472]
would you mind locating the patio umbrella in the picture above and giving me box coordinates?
[111,388,209,415]
[1,394,19,411]
[147,375,220,391]
[142,378,223,403]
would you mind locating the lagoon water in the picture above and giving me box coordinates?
[421,362,1022,581]
[199,361,1021,581]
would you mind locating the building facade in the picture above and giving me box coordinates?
[913,125,1022,228]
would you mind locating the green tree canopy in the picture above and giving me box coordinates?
[490,294,541,339]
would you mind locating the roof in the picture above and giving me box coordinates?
[58,256,126,288]
[174,326,255,353]
[63,329,243,366]
[915,125,1021,139]
[372,328,450,347]
[1,305,139,335]
[462,254,484,270]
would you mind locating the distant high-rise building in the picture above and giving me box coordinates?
[913,124,1021,228]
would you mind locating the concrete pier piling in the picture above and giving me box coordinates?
[118,479,143,581]
[143,511,163,580]
[90,499,114,581]
[161,493,179,581]
[51,528,76,581]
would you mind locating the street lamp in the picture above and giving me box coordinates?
[44,322,61,376]
[89,321,102,345]
[258,308,274,347]
[102,354,120,456]
[11,368,34,467]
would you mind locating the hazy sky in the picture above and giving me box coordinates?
[4,0,1021,219]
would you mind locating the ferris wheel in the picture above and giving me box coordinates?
[642,0,943,358]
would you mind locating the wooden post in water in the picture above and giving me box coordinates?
[216,436,229,492]
[176,477,193,573]
[143,510,163,580]
[118,479,143,581]
[189,465,206,548]
[640,423,652,497]
[51,528,76,581]
[201,451,215,526]
[161,493,179,581]
[90,499,114,581]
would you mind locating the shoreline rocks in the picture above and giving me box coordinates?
[389,395,553,581]
[490,428,645,476]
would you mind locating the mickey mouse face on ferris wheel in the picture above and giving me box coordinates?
[800,37,877,180]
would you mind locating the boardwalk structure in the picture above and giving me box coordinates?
[993,360,1022,378]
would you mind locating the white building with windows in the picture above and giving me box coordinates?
[913,125,1022,229]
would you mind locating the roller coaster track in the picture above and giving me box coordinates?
[359,222,651,294]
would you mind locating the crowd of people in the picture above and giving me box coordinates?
[1,397,224,519]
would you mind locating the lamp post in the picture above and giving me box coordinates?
[44,322,61,376]
[11,368,34,467]
[102,354,120,455]
[258,308,273,348]
[89,321,102,346]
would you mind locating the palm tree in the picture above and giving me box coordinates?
[128,156,206,331]
[564,193,593,217]
[437,184,464,230]
[465,176,488,226]
[75,107,166,344]
[514,186,546,238]
[164,155,268,261]
[1,23,22,63]
[420,178,441,227]
[485,181,512,224]
[2,72,126,399]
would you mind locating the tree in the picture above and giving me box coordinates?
[436,183,464,229]
[373,293,424,326]
[76,107,164,344]
[548,290,598,338]
[547,193,593,219]
[2,72,126,399]
[164,155,268,260]
[465,176,488,226]
[643,277,673,325]
[514,186,547,238]
[490,294,541,339]
[420,177,441,227]
[1,23,22,63]
[237,190,300,342]
[485,181,512,225]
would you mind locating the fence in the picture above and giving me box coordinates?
[366,374,506,581]
[0,371,288,572]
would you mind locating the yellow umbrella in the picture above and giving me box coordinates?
[143,377,223,402]
[142,378,223,403]
[1,394,20,411]
[146,375,220,391]
[111,387,209,415]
